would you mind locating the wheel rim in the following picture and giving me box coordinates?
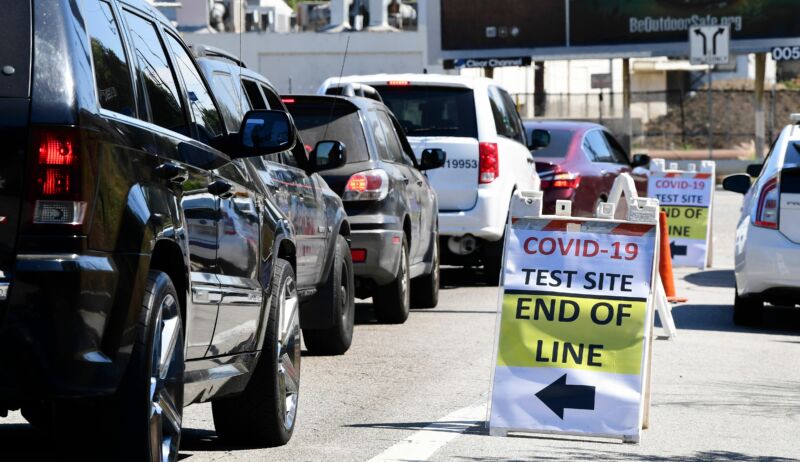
[432,239,439,290]
[340,261,351,326]
[277,276,301,431]
[149,294,183,462]
[400,247,409,308]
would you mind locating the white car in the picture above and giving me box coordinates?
[318,74,540,283]
[723,120,800,325]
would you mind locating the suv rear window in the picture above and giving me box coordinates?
[372,85,478,138]
[0,0,31,98]
[287,103,370,163]
[85,0,135,116]
[530,129,574,159]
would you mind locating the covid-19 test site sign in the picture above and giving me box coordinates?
[647,161,715,268]
[489,214,657,442]
[427,0,800,61]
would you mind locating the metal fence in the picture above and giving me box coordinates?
[512,89,799,155]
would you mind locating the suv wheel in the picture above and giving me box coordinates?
[304,235,355,355]
[733,285,764,326]
[117,270,185,462]
[374,236,410,324]
[411,236,439,309]
[213,259,300,446]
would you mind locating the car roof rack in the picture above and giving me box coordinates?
[325,83,383,103]
[190,44,247,68]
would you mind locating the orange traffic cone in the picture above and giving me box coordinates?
[659,211,687,303]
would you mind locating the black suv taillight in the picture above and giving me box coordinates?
[27,127,87,227]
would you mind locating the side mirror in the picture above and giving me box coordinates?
[632,154,651,168]
[419,148,446,170]
[722,174,751,194]
[529,129,551,150]
[238,110,297,158]
[310,140,347,172]
[746,163,763,177]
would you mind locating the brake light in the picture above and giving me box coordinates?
[540,171,581,189]
[29,128,86,225]
[343,169,389,201]
[281,98,295,104]
[387,80,410,86]
[753,175,779,229]
[479,142,499,184]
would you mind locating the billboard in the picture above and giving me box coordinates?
[432,0,800,60]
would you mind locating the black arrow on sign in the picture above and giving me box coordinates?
[535,374,596,420]
[670,241,688,257]
[694,29,708,55]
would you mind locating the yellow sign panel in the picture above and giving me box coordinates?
[662,205,708,241]
[497,293,647,375]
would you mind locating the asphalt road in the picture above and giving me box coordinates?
[1,190,798,461]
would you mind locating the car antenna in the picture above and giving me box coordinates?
[321,34,351,142]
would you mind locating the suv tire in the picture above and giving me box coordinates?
[118,270,185,462]
[733,286,763,326]
[374,236,410,324]
[411,236,439,309]
[212,259,300,447]
[304,235,355,355]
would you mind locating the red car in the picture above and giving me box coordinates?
[523,121,650,217]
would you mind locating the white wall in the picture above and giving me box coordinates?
[182,30,444,94]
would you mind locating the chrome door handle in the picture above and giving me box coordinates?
[155,162,188,184]
[208,180,234,199]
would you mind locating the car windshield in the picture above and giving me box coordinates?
[287,103,370,163]
[371,85,478,138]
[529,129,574,159]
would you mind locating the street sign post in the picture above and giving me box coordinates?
[489,189,660,443]
[647,160,716,269]
[689,25,731,65]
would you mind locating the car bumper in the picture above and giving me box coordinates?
[0,252,139,400]
[438,182,511,242]
[350,229,403,287]
[735,223,800,297]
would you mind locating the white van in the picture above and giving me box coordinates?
[318,74,540,283]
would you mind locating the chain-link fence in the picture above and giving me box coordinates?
[513,89,800,156]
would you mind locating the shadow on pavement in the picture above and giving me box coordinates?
[451,450,798,462]
[0,424,55,461]
[670,303,800,334]
[683,269,735,288]
[440,267,499,289]
[346,419,486,436]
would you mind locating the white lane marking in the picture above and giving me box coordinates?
[367,402,487,462]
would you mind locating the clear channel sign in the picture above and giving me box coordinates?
[647,160,715,268]
[489,198,657,442]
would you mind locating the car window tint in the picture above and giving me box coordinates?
[368,111,392,161]
[499,89,525,144]
[603,131,630,164]
[242,79,266,109]
[125,12,187,134]
[211,71,243,132]
[85,0,135,117]
[584,130,613,162]
[287,102,370,163]
[164,34,224,144]
[530,129,574,159]
[489,86,524,142]
[377,111,405,164]
[261,84,283,110]
[372,85,477,138]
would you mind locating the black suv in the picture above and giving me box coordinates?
[285,95,446,323]
[1,1,305,459]
[195,51,355,355]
